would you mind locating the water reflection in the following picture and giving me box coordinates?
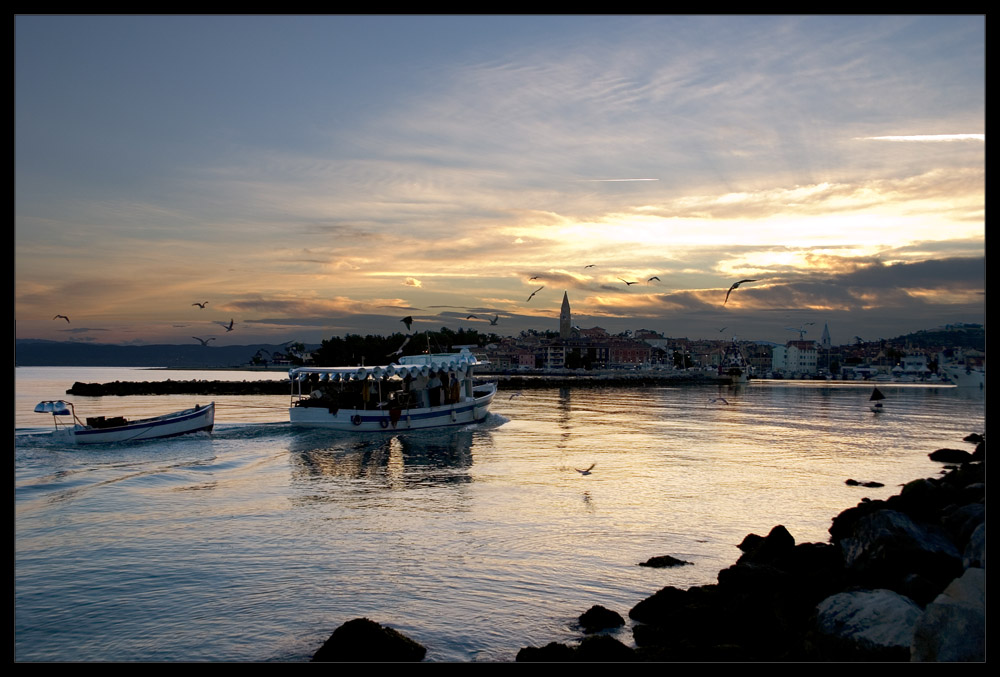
[287,427,482,490]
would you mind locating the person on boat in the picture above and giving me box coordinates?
[427,372,443,407]
[448,372,461,404]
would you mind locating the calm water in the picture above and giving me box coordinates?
[15,367,985,662]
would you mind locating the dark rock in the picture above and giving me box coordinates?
[971,440,984,460]
[736,532,765,553]
[838,509,963,592]
[312,618,426,662]
[861,481,884,488]
[575,635,637,661]
[515,641,577,662]
[717,562,786,594]
[942,502,985,546]
[813,589,921,661]
[578,604,625,633]
[638,555,692,568]
[628,585,689,624]
[963,523,985,569]
[911,567,985,662]
[962,433,984,444]
[929,448,973,463]
[735,524,794,566]
[845,478,861,486]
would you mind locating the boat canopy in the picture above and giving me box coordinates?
[34,400,73,416]
[288,349,480,383]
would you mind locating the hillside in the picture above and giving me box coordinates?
[14,340,314,368]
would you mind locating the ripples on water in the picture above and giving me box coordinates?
[15,368,985,661]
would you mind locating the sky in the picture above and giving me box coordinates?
[15,15,985,348]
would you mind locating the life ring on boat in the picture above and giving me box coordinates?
[380,418,389,429]
[351,414,362,426]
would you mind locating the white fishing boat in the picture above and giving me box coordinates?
[940,362,985,389]
[718,339,752,384]
[289,348,496,431]
[34,400,215,444]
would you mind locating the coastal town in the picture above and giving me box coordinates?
[306,293,985,387]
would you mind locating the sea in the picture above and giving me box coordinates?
[15,366,985,662]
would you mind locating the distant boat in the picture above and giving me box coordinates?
[940,362,985,389]
[869,387,886,413]
[35,400,214,444]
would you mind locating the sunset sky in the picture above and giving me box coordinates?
[15,15,984,348]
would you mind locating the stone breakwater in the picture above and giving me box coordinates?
[66,380,292,396]
[65,373,724,397]
[309,435,984,663]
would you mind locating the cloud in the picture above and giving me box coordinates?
[859,134,984,142]
[403,277,422,287]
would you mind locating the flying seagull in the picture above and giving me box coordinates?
[647,276,660,283]
[192,336,216,346]
[724,279,757,305]
[490,315,499,326]
[401,316,413,331]
[192,301,209,309]
[53,314,70,323]
[219,319,235,332]
[388,334,411,357]
[526,286,544,302]
[466,315,478,320]
[584,264,596,268]
[708,397,730,405]
[575,463,596,476]
[508,391,523,400]
[529,276,539,281]
[618,278,638,286]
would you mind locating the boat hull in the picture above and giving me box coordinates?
[941,364,985,389]
[61,403,215,444]
[290,385,496,432]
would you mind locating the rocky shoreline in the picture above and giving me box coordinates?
[313,434,984,662]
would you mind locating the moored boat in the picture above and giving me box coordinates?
[940,363,985,389]
[34,400,215,444]
[288,348,496,431]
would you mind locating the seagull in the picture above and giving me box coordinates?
[708,397,730,405]
[718,327,728,333]
[53,314,70,323]
[192,336,216,346]
[192,301,209,309]
[388,334,411,357]
[223,319,235,332]
[724,279,757,305]
[575,463,596,475]
[401,316,413,331]
[529,276,539,281]
[490,315,500,326]
[647,276,660,283]
[584,264,596,268]
[466,314,479,320]
[618,278,638,286]
[508,391,523,400]
[526,286,544,302]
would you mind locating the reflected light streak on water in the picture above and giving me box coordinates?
[15,368,984,661]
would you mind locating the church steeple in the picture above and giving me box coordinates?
[559,291,572,338]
